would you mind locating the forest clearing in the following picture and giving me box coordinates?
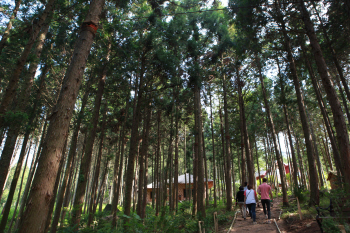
[0,0,350,232]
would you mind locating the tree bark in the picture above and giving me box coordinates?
[50,79,92,233]
[123,50,147,218]
[297,0,350,186]
[0,0,55,128]
[237,73,254,187]
[87,105,108,226]
[257,55,289,206]
[222,71,233,211]
[0,0,22,54]
[17,1,105,231]
[141,104,152,219]
[194,83,205,218]
[15,119,47,230]
[299,41,343,178]
[311,1,350,104]
[209,84,217,208]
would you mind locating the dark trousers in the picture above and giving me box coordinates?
[246,203,256,222]
[261,199,271,219]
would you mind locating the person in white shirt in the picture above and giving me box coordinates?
[244,184,258,224]
[243,181,248,191]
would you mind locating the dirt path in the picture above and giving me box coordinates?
[220,197,288,233]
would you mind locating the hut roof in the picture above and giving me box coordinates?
[177,173,213,184]
[146,173,213,189]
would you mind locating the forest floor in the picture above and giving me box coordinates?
[217,197,321,233]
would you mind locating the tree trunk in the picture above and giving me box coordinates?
[15,119,47,230]
[17,1,105,231]
[209,84,217,208]
[7,140,31,233]
[257,55,289,206]
[195,83,205,218]
[222,71,232,212]
[43,138,68,233]
[218,106,226,202]
[111,98,130,227]
[0,0,55,128]
[71,42,108,228]
[311,0,350,103]
[299,41,343,177]
[50,79,91,233]
[297,0,350,186]
[254,138,262,185]
[0,0,22,54]
[141,104,152,219]
[123,51,146,217]
[155,110,161,216]
[237,74,254,186]
[87,105,108,226]
[333,75,350,126]
[168,110,174,213]
[174,102,180,212]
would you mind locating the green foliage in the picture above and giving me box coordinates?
[293,186,308,203]
[56,199,235,232]
[321,218,341,233]
[3,111,28,129]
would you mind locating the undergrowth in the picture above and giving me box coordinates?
[280,186,350,233]
[57,199,234,232]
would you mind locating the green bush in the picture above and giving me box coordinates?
[322,218,341,233]
[293,186,308,203]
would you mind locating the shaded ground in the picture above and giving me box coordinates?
[218,197,321,233]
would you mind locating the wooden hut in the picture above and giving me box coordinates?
[146,173,214,203]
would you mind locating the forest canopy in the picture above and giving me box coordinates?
[0,0,349,232]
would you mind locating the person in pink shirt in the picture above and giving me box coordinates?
[257,178,274,223]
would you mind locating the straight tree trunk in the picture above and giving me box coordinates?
[0,0,55,128]
[194,83,205,218]
[237,74,254,186]
[50,79,91,233]
[43,138,68,233]
[141,106,152,219]
[87,105,108,226]
[311,1,350,103]
[0,0,22,54]
[202,131,209,207]
[168,110,174,213]
[218,107,226,202]
[155,111,161,216]
[71,42,108,228]
[0,60,48,225]
[273,2,319,203]
[17,1,105,231]
[3,140,31,233]
[299,41,343,177]
[123,51,146,217]
[297,0,350,186]
[174,102,180,212]
[254,138,262,185]
[333,74,350,126]
[15,119,47,230]
[209,84,217,207]
[222,71,232,211]
[0,57,49,198]
[257,55,289,206]
[111,99,130,227]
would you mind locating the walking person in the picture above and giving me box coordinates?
[243,181,248,191]
[236,186,246,220]
[258,178,274,224]
[244,184,258,224]
[243,181,249,216]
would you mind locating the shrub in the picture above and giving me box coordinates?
[321,218,341,233]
